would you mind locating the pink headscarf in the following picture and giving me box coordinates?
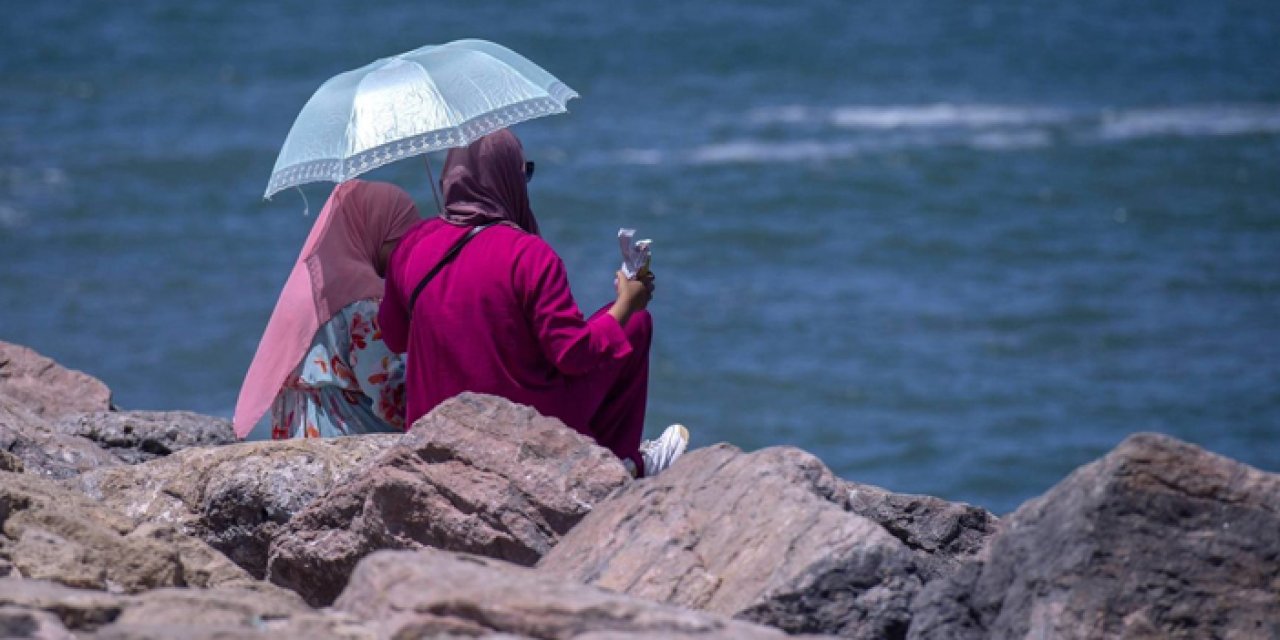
[233,180,421,438]
[440,129,540,235]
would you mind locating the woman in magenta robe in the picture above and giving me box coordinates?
[379,129,662,474]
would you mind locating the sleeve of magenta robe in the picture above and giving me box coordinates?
[515,236,633,376]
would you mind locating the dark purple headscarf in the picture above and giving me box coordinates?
[439,129,540,235]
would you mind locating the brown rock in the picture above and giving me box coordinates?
[0,577,372,639]
[0,341,111,418]
[66,434,401,580]
[0,396,121,479]
[54,410,236,464]
[908,432,1280,640]
[0,471,257,594]
[335,548,804,639]
[268,393,632,607]
[539,444,995,639]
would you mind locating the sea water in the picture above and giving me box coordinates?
[2,1,1278,514]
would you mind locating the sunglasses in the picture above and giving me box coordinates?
[524,160,535,183]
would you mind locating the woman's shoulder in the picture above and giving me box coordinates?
[507,232,565,274]
[494,225,554,255]
[397,217,445,247]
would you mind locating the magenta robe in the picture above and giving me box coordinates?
[380,217,651,468]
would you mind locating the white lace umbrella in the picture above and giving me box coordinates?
[264,39,578,202]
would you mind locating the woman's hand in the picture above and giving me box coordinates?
[609,270,655,326]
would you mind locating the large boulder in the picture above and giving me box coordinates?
[0,578,370,639]
[53,411,235,464]
[267,393,632,607]
[0,397,121,479]
[66,434,401,580]
[335,548,807,639]
[0,471,258,594]
[0,341,112,418]
[908,433,1280,640]
[538,444,996,639]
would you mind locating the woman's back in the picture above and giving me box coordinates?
[382,217,631,430]
[380,128,671,473]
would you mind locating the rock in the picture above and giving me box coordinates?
[0,449,22,473]
[0,604,75,640]
[90,586,370,639]
[335,548,805,639]
[66,434,401,580]
[842,482,996,582]
[0,341,112,418]
[0,471,259,594]
[0,577,371,639]
[0,396,121,478]
[539,444,996,639]
[53,411,236,464]
[267,393,632,607]
[0,578,122,633]
[1,398,235,479]
[908,432,1280,640]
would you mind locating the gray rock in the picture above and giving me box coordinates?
[0,342,234,477]
[335,548,806,639]
[539,444,995,640]
[908,432,1280,640]
[54,411,236,464]
[0,397,121,479]
[0,577,371,639]
[0,578,122,633]
[0,604,75,640]
[0,471,260,594]
[842,482,996,582]
[0,341,112,418]
[267,393,632,607]
[66,434,401,580]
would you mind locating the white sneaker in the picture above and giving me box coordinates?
[640,424,690,477]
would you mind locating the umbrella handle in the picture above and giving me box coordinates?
[296,186,312,216]
[424,154,444,215]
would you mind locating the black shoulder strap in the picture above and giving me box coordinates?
[407,224,492,314]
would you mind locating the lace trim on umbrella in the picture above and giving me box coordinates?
[264,94,576,199]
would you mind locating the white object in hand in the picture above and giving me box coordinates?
[618,228,652,280]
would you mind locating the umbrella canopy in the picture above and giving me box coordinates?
[264,39,578,200]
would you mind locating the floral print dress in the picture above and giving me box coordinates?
[270,299,406,438]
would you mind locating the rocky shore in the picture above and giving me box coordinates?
[1,339,1276,639]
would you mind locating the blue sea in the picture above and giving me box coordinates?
[3,1,1278,514]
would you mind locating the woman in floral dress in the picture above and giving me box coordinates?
[233,180,420,439]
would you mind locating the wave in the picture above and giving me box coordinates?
[1095,106,1280,140]
[747,103,1073,129]
[689,140,862,165]
[745,102,1280,136]
[831,104,1072,130]
[613,103,1280,166]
